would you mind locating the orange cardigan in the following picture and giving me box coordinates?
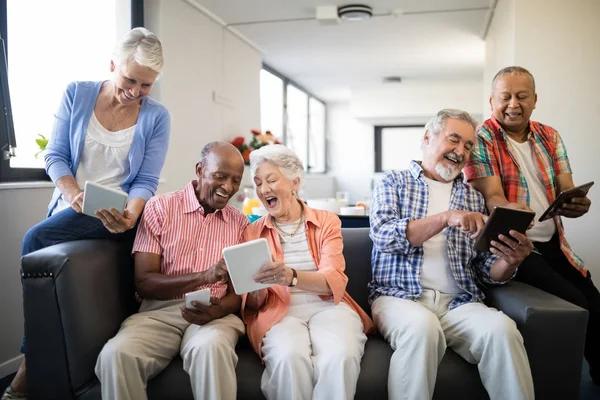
[241,203,375,356]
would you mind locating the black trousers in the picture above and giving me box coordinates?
[515,233,600,379]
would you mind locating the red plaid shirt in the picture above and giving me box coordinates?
[133,180,249,298]
[464,116,586,276]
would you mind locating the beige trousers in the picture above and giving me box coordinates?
[372,291,534,400]
[94,299,245,400]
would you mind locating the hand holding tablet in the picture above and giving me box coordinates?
[222,239,275,295]
[82,181,128,218]
[538,181,594,221]
[474,207,535,253]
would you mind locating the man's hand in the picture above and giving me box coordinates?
[557,195,591,218]
[181,297,225,326]
[445,210,488,239]
[204,259,230,284]
[490,230,533,268]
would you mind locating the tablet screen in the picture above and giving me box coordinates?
[473,207,535,253]
[222,238,275,295]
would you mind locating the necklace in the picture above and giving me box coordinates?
[109,94,134,132]
[272,207,305,237]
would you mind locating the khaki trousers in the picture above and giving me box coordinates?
[95,299,245,400]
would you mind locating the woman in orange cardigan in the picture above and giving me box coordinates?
[242,144,374,400]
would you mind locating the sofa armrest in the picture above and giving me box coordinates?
[22,239,137,400]
[485,281,588,400]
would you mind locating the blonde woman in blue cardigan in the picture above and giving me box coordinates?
[2,27,170,400]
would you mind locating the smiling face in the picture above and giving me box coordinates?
[195,145,245,213]
[110,60,159,105]
[490,73,537,137]
[422,118,476,183]
[253,161,301,222]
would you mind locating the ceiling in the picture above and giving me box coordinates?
[194,0,495,102]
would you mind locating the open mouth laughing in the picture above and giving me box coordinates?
[264,195,278,209]
[444,152,463,166]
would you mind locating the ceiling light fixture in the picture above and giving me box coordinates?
[338,4,373,21]
[383,76,402,84]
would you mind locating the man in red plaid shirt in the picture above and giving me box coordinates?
[465,66,599,384]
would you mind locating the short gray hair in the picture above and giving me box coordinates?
[250,145,305,191]
[491,66,536,94]
[113,27,164,74]
[424,109,478,140]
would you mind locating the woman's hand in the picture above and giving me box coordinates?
[96,208,138,234]
[253,261,292,286]
[67,191,84,214]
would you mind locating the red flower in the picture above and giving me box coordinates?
[251,129,261,136]
[231,136,245,148]
[242,148,252,163]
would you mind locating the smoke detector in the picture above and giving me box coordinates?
[383,76,402,84]
[338,4,373,21]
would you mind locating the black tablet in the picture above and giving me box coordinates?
[473,207,535,253]
[538,181,594,222]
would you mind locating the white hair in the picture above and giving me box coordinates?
[250,145,305,193]
[422,108,477,151]
[112,27,164,74]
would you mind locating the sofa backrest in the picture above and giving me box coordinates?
[341,227,373,316]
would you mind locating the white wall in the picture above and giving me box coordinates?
[0,186,53,377]
[483,0,515,111]
[351,79,484,121]
[485,0,600,276]
[145,0,262,195]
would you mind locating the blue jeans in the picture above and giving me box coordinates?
[20,207,138,353]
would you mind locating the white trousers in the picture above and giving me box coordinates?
[372,290,534,400]
[95,299,245,400]
[261,293,367,400]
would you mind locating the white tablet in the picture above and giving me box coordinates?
[184,288,211,310]
[222,238,275,295]
[82,181,128,219]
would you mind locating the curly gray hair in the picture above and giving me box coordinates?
[249,145,304,194]
[424,109,478,139]
[113,27,164,74]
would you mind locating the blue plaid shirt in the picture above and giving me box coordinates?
[369,161,504,310]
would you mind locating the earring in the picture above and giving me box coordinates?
[292,190,296,197]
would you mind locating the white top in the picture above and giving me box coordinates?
[507,137,556,242]
[420,176,463,294]
[276,219,317,293]
[53,113,135,215]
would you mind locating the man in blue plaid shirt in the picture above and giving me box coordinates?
[369,109,535,400]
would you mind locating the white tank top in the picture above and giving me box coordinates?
[53,113,135,215]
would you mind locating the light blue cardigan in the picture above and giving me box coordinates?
[44,81,171,215]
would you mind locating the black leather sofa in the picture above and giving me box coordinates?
[22,227,588,399]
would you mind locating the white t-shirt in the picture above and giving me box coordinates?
[53,113,135,215]
[420,176,463,294]
[506,137,556,242]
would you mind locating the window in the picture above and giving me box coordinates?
[259,66,327,173]
[0,0,138,182]
[374,125,425,172]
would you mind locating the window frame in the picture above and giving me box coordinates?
[262,64,328,174]
[0,0,144,183]
[374,124,425,173]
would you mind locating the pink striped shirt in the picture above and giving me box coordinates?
[133,180,249,299]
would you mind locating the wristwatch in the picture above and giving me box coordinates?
[288,268,298,287]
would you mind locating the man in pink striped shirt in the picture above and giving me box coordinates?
[95,142,249,400]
